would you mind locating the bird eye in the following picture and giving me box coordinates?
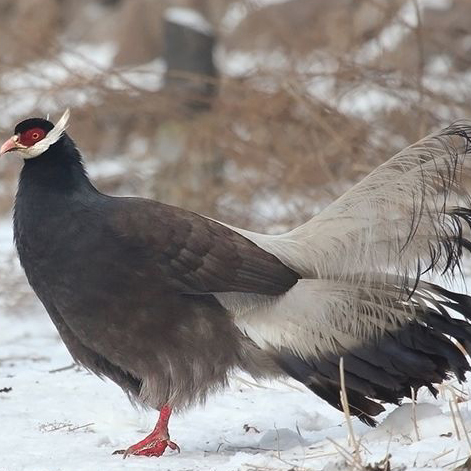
[17,128,46,147]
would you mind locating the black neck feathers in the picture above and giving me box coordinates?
[19,134,95,194]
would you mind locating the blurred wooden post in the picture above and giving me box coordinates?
[154,7,222,214]
[163,7,218,110]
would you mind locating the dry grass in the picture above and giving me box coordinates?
[1,0,471,231]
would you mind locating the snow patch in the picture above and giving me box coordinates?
[221,2,249,33]
[164,7,213,36]
[258,428,309,450]
[372,403,443,437]
[221,0,295,33]
[421,0,453,9]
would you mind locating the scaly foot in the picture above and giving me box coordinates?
[113,404,179,458]
[116,437,180,458]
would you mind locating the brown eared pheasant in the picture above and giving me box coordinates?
[3,110,471,458]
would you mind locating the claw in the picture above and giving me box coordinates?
[120,438,179,458]
[167,440,181,453]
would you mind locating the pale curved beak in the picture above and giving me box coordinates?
[0,136,24,155]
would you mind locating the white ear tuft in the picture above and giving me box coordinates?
[54,108,70,134]
[22,108,71,159]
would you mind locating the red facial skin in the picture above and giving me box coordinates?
[18,128,46,147]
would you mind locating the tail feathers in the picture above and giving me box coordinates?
[274,347,385,426]
[223,123,471,426]
[273,314,471,426]
[230,124,471,286]
[404,314,470,380]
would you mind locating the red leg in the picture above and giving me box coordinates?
[114,405,180,458]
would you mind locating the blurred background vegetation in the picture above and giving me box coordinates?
[0,0,471,234]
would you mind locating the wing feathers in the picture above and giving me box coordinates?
[110,198,299,296]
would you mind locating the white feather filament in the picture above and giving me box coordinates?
[23,108,70,159]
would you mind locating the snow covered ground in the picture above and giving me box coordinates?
[2,218,471,471]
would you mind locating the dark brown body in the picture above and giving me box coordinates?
[14,138,296,409]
